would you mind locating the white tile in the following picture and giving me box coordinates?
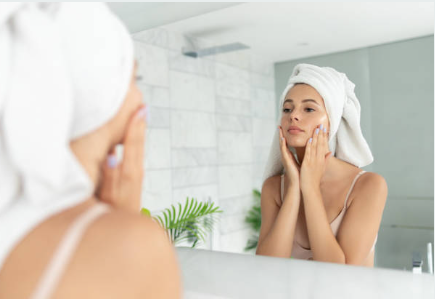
[219,213,250,234]
[145,129,170,170]
[172,166,217,188]
[218,228,252,254]
[252,119,275,147]
[167,30,187,51]
[144,169,172,192]
[252,97,276,119]
[171,111,216,147]
[251,73,274,90]
[218,132,253,164]
[134,42,169,87]
[251,88,275,102]
[254,147,270,164]
[172,184,219,205]
[142,170,172,212]
[252,177,264,194]
[216,97,252,116]
[216,115,251,132]
[252,163,267,181]
[147,106,170,128]
[252,163,266,193]
[169,50,215,78]
[132,28,169,48]
[170,71,215,112]
[219,195,254,216]
[167,31,216,53]
[216,63,250,100]
[250,54,274,76]
[219,165,253,199]
[139,84,170,108]
[214,49,250,70]
[172,148,218,168]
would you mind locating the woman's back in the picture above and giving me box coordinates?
[0,198,181,298]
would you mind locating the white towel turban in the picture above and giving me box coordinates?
[0,3,133,216]
[263,63,373,182]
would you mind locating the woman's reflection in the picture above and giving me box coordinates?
[256,64,387,266]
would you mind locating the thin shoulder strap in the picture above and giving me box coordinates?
[343,170,366,209]
[280,174,284,202]
[30,203,110,299]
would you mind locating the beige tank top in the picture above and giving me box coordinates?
[280,170,378,260]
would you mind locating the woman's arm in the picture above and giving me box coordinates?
[256,176,301,258]
[303,173,387,264]
[336,173,387,264]
[299,125,346,263]
[302,188,346,263]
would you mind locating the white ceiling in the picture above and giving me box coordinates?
[107,3,241,33]
[161,2,434,63]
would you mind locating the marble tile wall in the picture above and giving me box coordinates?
[132,27,276,253]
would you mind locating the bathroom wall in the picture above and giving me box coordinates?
[132,27,276,253]
[274,35,434,271]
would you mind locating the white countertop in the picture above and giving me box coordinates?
[176,247,434,299]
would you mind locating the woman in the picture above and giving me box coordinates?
[0,3,181,298]
[256,64,387,266]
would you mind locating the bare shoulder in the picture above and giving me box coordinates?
[262,175,282,206]
[349,171,388,207]
[90,208,173,259]
[262,175,281,192]
[358,172,388,195]
[0,203,181,299]
[61,208,181,298]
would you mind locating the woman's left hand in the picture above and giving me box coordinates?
[300,124,332,194]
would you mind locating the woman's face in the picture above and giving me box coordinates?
[281,83,329,148]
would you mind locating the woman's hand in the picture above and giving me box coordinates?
[300,124,332,194]
[97,105,147,213]
[278,126,301,186]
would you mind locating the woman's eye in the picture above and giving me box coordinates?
[305,108,315,112]
[283,108,291,113]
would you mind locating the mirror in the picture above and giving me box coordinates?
[109,2,434,272]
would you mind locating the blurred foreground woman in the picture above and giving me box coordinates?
[0,3,181,298]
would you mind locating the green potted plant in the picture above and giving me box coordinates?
[141,197,222,248]
[244,189,261,251]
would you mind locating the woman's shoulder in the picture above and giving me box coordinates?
[358,171,387,190]
[349,171,388,206]
[262,174,282,191]
[261,174,283,206]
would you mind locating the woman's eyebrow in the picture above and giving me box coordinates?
[283,99,320,106]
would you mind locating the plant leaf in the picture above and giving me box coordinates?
[141,208,151,217]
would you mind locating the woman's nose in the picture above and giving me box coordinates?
[289,110,300,122]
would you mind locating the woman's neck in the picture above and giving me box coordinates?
[294,147,354,185]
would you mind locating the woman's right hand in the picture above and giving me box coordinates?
[97,105,147,213]
[278,126,300,185]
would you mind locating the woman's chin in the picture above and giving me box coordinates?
[286,140,307,148]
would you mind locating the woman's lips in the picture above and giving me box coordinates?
[288,129,303,134]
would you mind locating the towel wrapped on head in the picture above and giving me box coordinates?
[263,63,373,182]
[0,2,134,268]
